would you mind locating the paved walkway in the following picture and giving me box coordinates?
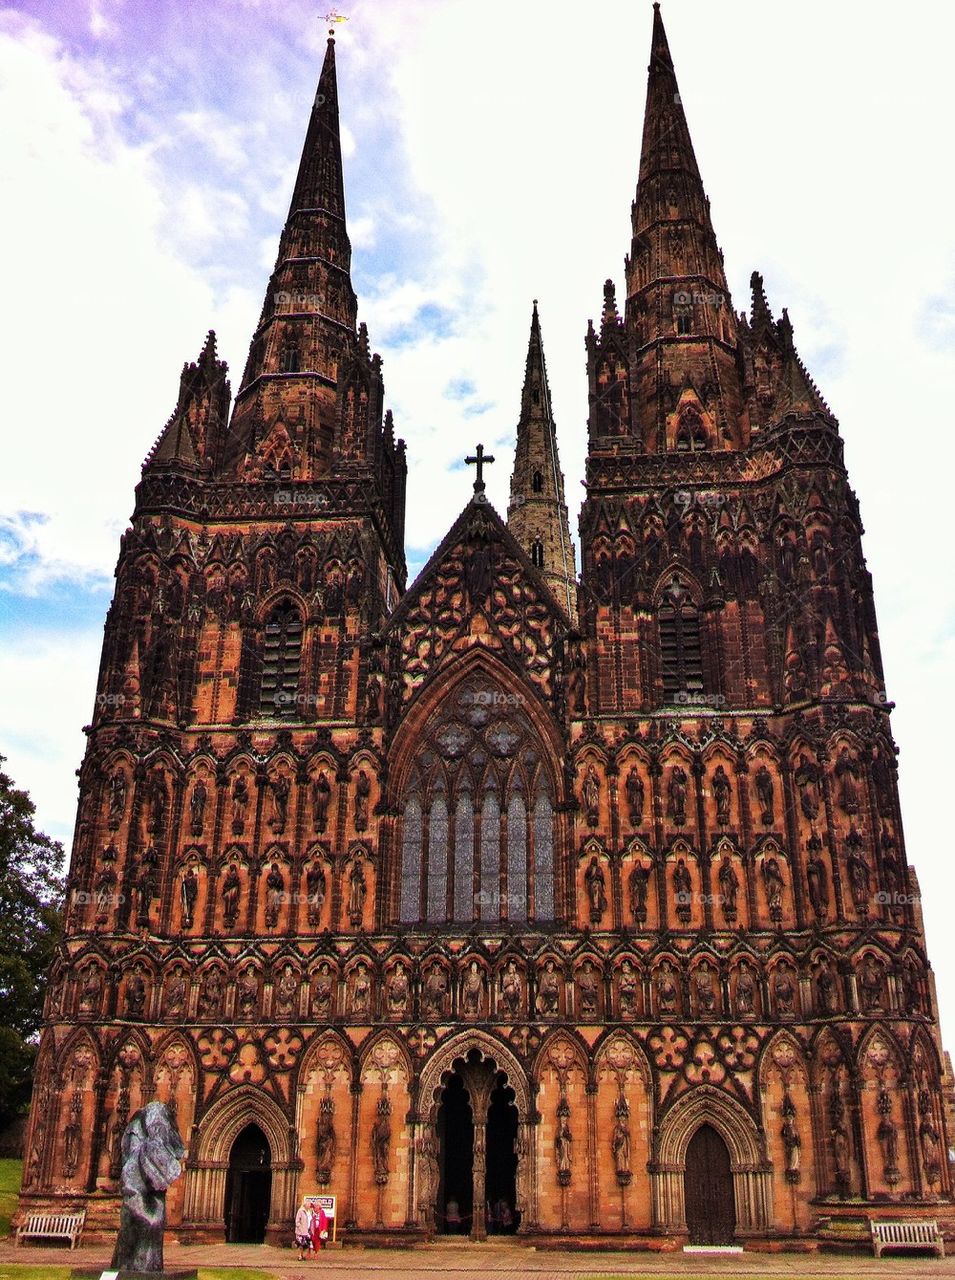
[1,1239,953,1278]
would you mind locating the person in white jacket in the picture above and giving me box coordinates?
[295,1199,312,1261]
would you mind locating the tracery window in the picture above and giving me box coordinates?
[259,602,303,715]
[675,407,708,452]
[397,675,556,925]
[658,578,704,700]
[531,540,545,568]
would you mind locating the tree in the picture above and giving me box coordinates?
[0,756,64,1129]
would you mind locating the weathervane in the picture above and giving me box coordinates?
[465,443,495,494]
[321,9,348,22]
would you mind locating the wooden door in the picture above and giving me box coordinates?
[684,1124,736,1245]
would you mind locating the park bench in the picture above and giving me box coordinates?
[16,1210,86,1249]
[870,1218,944,1259]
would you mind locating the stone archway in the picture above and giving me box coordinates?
[416,1032,533,1238]
[652,1084,774,1238]
[180,1086,296,1244]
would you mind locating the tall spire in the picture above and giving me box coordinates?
[287,30,347,223]
[507,301,577,622]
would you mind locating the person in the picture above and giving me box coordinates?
[445,1196,461,1233]
[309,1199,329,1252]
[295,1198,312,1261]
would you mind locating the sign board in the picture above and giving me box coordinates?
[303,1193,337,1243]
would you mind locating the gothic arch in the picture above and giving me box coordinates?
[418,1028,531,1119]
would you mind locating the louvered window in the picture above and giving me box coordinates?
[260,603,303,715]
[659,580,704,700]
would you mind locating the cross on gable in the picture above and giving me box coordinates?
[465,443,495,493]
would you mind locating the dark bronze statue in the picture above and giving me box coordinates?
[110,1100,186,1274]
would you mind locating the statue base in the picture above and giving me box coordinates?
[70,1270,199,1279]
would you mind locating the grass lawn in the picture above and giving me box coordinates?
[0,1161,22,1238]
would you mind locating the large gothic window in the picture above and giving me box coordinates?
[259,602,303,715]
[397,674,557,925]
[658,578,704,700]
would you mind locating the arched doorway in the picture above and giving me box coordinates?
[684,1124,735,1245]
[225,1123,272,1243]
[434,1052,519,1239]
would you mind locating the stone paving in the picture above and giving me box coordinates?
[1,1239,954,1279]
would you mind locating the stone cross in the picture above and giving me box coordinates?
[465,443,495,493]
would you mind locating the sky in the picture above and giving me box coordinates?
[1,0,954,1033]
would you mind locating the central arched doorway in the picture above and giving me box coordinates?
[684,1123,735,1245]
[435,1051,519,1238]
[225,1123,272,1243]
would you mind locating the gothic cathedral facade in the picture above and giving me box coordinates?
[20,6,953,1249]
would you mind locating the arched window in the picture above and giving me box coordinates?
[676,312,692,336]
[279,344,300,373]
[260,602,303,715]
[532,388,540,405]
[531,540,545,568]
[397,676,557,926]
[658,578,704,700]
[676,409,708,452]
[532,470,544,493]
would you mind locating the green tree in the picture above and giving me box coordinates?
[0,756,64,1129]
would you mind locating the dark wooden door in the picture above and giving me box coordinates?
[684,1124,736,1245]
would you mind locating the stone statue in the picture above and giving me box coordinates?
[806,848,830,920]
[365,673,382,722]
[625,767,644,825]
[584,854,607,923]
[165,971,187,1017]
[110,1101,186,1275]
[735,965,755,1016]
[794,753,821,821]
[264,862,285,928]
[107,771,127,826]
[347,859,367,925]
[755,764,775,825]
[306,861,327,927]
[611,1097,631,1183]
[198,969,223,1018]
[667,766,688,826]
[180,865,199,928]
[761,856,785,921]
[718,855,739,922]
[577,960,599,1016]
[316,1095,336,1184]
[672,857,692,924]
[860,955,884,1011]
[135,847,159,927]
[656,962,679,1015]
[695,968,717,1016]
[462,960,484,1016]
[712,765,732,826]
[312,964,334,1017]
[847,849,871,916]
[125,968,147,1018]
[500,960,522,1015]
[773,966,796,1016]
[834,746,860,814]
[269,774,290,834]
[536,959,561,1016]
[237,969,258,1017]
[781,1098,801,1180]
[423,966,448,1016]
[275,963,298,1015]
[354,770,371,832]
[387,962,409,1017]
[231,775,249,835]
[351,964,371,1017]
[222,862,241,927]
[189,778,207,835]
[371,1095,392,1184]
[628,861,651,924]
[582,764,600,827]
[554,1106,573,1184]
[618,960,639,1017]
[311,770,331,832]
[816,966,836,1014]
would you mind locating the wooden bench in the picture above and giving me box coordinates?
[16,1211,85,1249]
[871,1218,944,1259]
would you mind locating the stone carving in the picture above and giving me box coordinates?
[462,960,485,1017]
[269,775,291,834]
[625,767,644,825]
[63,1088,83,1178]
[165,970,188,1017]
[755,764,775,825]
[180,864,199,928]
[584,854,607,923]
[628,860,651,925]
[146,775,167,836]
[387,962,409,1018]
[577,960,599,1017]
[656,961,679,1015]
[806,842,829,920]
[816,965,836,1014]
[275,963,299,1015]
[555,1097,573,1185]
[306,861,327,926]
[231,775,250,835]
[536,959,561,1016]
[350,963,371,1017]
[264,862,285,928]
[781,1092,801,1183]
[735,964,756,1017]
[93,861,117,926]
[135,846,159,926]
[846,846,871,917]
[222,862,242,927]
[794,753,821,821]
[834,746,860,815]
[311,964,334,1017]
[582,764,600,827]
[423,965,449,1017]
[761,856,785,923]
[107,771,127,828]
[712,765,732,825]
[772,965,796,1017]
[316,1095,336,1185]
[718,855,739,923]
[859,955,885,1012]
[672,857,692,924]
[694,968,717,1016]
[611,1093,632,1185]
[237,969,258,1018]
[125,966,147,1018]
[500,960,522,1016]
[78,963,103,1015]
[198,969,224,1018]
[110,1101,186,1275]
[354,770,371,832]
[876,1089,900,1186]
[667,766,688,826]
[311,771,331,833]
[189,777,207,835]
[347,859,367,926]
[371,1094,392,1184]
[618,960,639,1018]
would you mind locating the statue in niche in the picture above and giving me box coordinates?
[755,765,775,825]
[165,971,187,1017]
[794,753,821,821]
[761,856,785,922]
[147,776,167,836]
[920,1117,941,1187]
[902,965,923,1015]
[628,861,651,925]
[63,1092,82,1178]
[877,1099,900,1183]
[625,767,644,825]
[269,775,290,834]
[189,778,207,835]
[93,863,117,925]
[135,846,159,926]
[672,857,692,924]
[581,764,600,828]
[772,966,796,1016]
[125,968,147,1018]
[264,862,285,928]
[831,1118,851,1191]
[712,765,732,826]
[566,652,587,717]
[311,771,331,833]
[364,673,381,722]
[222,862,242,927]
[834,746,860,815]
[387,962,409,1018]
[500,960,522,1015]
[816,966,836,1014]
[694,968,717,1016]
[231,775,250,835]
[718,855,739,923]
[462,960,484,1017]
[109,1102,185,1276]
[311,964,334,1017]
[859,956,885,1011]
[584,854,607,923]
[667,766,688,826]
[872,750,894,812]
[735,966,755,1017]
[275,964,298,1015]
[316,1096,336,1184]
[198,969,224,1019]
[354,770,371,832]
[350,964,371,1017]
[107,772,127,827]
[423,966,448,1017]
[179,865,199,928]
[577,960,599,1016]
[846,848,871,916]
[306,861,327,927]
[371,1095,392,1185]
[781,1096,801,1180]
[611,1095,632,1184]
[554,1103,573,1184]
[656,962,679,1015]
[806,847,830,920]
[347,859,367,925]
[237,970,259,1017]
[536,959,561,1016]
[618,961,639,1017]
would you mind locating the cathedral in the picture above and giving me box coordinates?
[19,4,953,1250]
